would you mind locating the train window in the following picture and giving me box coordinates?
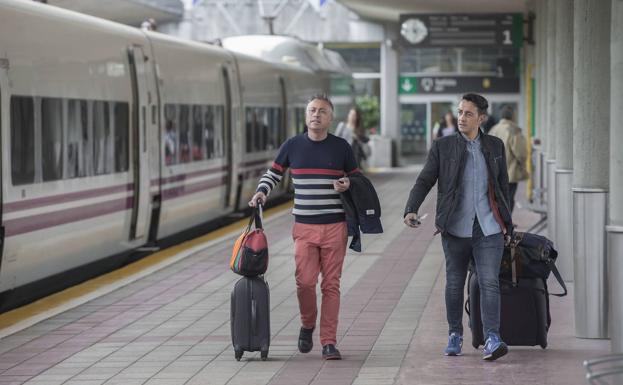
[164,104,177,165]
[268,107,283,150]
[244,106,284,153]
[257,108,267,152]
[213,105,224,158]
[295,107,306,134]
[66,99,88,178]
[93,100,111,175]
[245,108,255,153]
[10,96,35,185]
[41,98,64,182]
[179,105,191,163]
[81,102,94,177]
[113,102,129,172]
[204,106,215,159]
[192,105,204,161]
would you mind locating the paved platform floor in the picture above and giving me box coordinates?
[0,168,610,385]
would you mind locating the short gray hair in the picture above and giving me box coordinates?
[308,94,334,112]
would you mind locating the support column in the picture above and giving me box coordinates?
[573,0,611,339]
[380,23,399,167]
[533,0,546,206]
[545,0,557,242]
[554,0,574,281]
[607,0,623,353]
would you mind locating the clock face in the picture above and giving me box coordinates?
[401,18,428,44]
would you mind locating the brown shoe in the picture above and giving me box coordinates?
[322,344,342,360]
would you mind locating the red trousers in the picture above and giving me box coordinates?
[292,221,348,346]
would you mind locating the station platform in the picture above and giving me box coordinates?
[0,167,610,385]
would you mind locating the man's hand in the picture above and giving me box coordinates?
[249,191,267,207]
[404,212,422,228]
[333,177,350,192]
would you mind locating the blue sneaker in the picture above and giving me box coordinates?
[483,333,508,361]
[444,332,463,356]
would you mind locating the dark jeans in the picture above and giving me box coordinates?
[441,220,504,337]
[508,182,518,213]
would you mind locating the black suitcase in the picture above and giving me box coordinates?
[467,271,550,349]
[230,275,270,361]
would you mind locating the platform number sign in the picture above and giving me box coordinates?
[399,13,524,49]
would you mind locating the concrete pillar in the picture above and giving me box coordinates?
[554,0,574,281]
[573,0,611,339]
[533,0,546,206]
[545,0,557,242]
[608,0,623,354]
[380,23,399,167]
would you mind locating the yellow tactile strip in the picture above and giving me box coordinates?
[0,201,292,333]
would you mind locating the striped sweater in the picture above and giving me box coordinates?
[257,133,360,224]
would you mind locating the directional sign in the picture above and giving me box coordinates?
[399,76,519,94]
[399,13,524,49]
[400,77,417,93]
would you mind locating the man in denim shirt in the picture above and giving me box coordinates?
[403,93,512,361]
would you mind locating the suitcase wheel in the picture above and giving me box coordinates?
[235,349,243,361]
[540,343,547,349]
[261,350,268,361]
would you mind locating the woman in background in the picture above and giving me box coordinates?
[336,107,369,169]
[435,111,458,139]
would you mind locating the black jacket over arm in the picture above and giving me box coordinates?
[341,173,383,251]
[403,131,513,235]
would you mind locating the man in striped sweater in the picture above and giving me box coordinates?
[249,94,359,360]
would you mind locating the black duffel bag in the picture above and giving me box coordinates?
[500,231,567,297]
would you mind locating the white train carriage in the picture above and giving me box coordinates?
[144,32,237,239]
[0,0,345,310]
[0,0,154,294]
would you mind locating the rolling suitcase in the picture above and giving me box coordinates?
[467,271,550,349]
[230,275,270,361]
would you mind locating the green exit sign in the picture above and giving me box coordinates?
[399,76,417,94]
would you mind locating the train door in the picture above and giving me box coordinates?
[223,61,242,209]
[128,46,155,240]
[221,66,233,207]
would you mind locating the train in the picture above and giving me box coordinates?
[0,0,349,311]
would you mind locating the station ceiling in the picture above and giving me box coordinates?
[336,0,528,22]
[47,0,183,26]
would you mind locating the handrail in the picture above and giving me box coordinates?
[584,353,623,385]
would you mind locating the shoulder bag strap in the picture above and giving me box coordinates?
[547,259,568,297]
[511,245,518,286]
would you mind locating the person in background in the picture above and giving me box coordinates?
[334,107,357,145]
[435,111,458,139]
[249,94,360,361]
[488,106,529,213]
[482,114,498,134]
[336,107,370,169]
[403,93,512,361]
[352,124,370,170]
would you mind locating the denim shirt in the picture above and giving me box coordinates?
[446,133,502,238]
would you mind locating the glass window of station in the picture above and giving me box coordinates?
[398,46,520,161]
[327,44,381,133]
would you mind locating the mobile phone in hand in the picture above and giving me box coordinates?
[410,213,428,225]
